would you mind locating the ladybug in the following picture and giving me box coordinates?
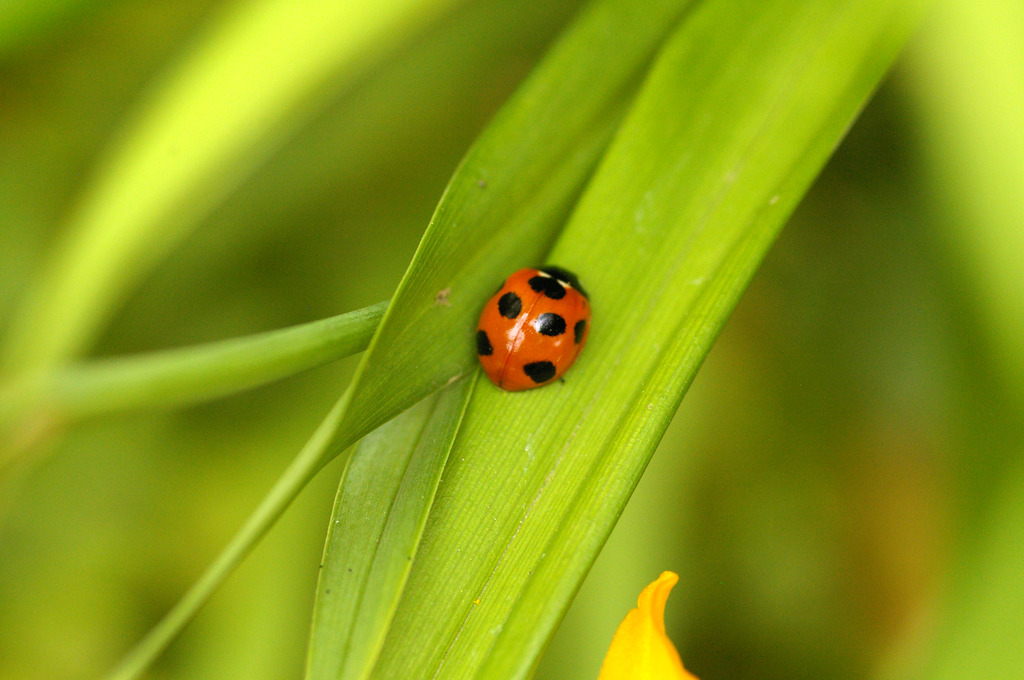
[476,266,590,391]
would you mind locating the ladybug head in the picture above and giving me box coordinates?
[536,265,588,299]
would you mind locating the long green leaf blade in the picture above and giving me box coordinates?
[366,1,927,678]
[102,1,690,675]
[0,301,385,437]
[103,383,354,680]
[318,0,694,459]
[306,376,475,680]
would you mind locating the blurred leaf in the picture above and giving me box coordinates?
[0,301,386,448]
[361,1,926,678]
[0,0,104,54]
[906,0,1024,396]
[0,0,466,374]
[306,376,474,680]
[105,0,686,675]
[875,1,1024,679]
[911,458,1024,680]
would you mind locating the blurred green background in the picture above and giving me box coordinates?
[2,1,1022,679]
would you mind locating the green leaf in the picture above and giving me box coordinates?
[359,1,927,678]
[0,301,386,448]
[322,0,694,455]
[103,1,689,676]
[0,0,466,374]
[306,376,475,680]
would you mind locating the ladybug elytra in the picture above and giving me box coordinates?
[476,266,590,391]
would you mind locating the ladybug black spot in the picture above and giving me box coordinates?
[498,291,522,318]
[574,319,586,344]
[476,330,493,356]
[523,361,557,384]
[534,313,566,336]
[528,275,566,300]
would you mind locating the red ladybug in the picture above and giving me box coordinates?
[476,266,590,391]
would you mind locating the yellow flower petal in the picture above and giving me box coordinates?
[598,571,698,680]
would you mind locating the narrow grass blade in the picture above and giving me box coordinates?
[307,0,693,472]
[103,381,356,680]
[306,376,475,680]
[102,1,690,676]
[364,1,927,678]
[0,301,385,450]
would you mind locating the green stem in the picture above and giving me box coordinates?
[104,387,355,680]
[0,301,386,432]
